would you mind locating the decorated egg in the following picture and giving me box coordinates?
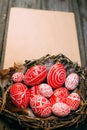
[38,83,53,98]
[49,87,69,105]
[12,72,24,82]
[10,83,30,108]
[23,65,47,86]
[66,92,80,110]
[29,85,40,98]
[47,63,66,89]
[65,73,79,90]
[30,95,52,117]
[52,102,70,117]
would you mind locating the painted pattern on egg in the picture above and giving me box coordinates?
[47,63,66,89]
[65,73,79,90]
[10,83,30,108]
[66,92,80,110]
[29,85,40,98]
[52,102,70,117]
[49,87,69,105]
[24,65,47,86]
[12,72,24,82]
[30,95,52,117]
[38,83,53,98]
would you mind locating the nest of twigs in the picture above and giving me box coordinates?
[0,54,87,130]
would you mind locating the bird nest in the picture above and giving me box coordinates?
[0,54,87,130]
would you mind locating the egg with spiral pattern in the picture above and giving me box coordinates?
[47,63,66,89]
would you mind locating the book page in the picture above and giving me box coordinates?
[3,8,81,68]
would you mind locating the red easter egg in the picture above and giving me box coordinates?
[65,73,79,90]
[49,87,69,105]
[29,85,40,98]
[52,102,70,117]
[10,83,30,108]
[47,63,66,88]
[66,92,80,110]
[30,95,52,117]
[38,83,53,98]
[23,65,47,86]
[12,72,24,82]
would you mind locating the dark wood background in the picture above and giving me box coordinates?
[0,0,87,130]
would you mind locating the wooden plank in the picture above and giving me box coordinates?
[11,0,41,9]
[41,0,70,11]
[71,0,87,67]
[77,0,87,64]
[0,0,11,68]
[10,0,73,11]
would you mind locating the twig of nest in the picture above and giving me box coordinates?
[0,54,87,130]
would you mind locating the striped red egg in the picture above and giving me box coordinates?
[23,65,47,86]
[47,63,66,89]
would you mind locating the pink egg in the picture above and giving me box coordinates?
[38,83,53,98]
[66,92,80,110]
[49,87,69,105]
[65,73,79,90]
[52,102,70,117]
[10,83,30,108]
[30,95,52,117]
[12,72,24,82]
[23,65,47,86]
[47,63,66,89]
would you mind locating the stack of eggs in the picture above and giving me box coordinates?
[10,63,80,117]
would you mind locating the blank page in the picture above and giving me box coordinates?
[3,8,81,68]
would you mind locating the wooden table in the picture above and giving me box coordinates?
[0,0,87,130]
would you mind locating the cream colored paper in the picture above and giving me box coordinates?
[3,8,81,68]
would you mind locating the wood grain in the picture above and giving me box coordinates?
[41,0,70,11]
[71,0,87,67]
[78,0,87,63]
[0,0,9,65]
[11,0,41,8]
